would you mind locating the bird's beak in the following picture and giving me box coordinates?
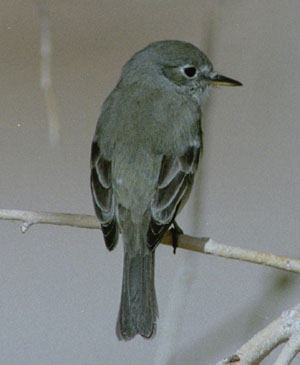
[206,73,242,87]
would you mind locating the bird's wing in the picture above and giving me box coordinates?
[147,143,201,250]
[90,140,119,250]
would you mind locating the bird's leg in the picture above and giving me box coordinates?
[170,221,183,254]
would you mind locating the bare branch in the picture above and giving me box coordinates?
[1,207,300,363]
[37,0,60,146]
[218,304,300,364]
[0,208,300,274]
[275,334,300,365]
[0,209,99,231]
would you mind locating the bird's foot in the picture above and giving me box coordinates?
[170,221,183,254]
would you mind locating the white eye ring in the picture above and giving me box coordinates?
[181,65,197,78]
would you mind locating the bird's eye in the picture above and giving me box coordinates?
[183,66,197,78]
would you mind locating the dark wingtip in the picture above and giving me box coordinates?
[102,219,119,251]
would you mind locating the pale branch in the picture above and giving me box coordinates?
[217,303,300,365]
[37,0,60,146]
[0,209,99,232]
[0,208,300,274]
[1,208,300,363]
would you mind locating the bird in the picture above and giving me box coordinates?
[90,40,242,340]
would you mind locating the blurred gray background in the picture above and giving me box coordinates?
[1,1,300,364]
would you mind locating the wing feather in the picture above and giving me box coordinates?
[147,143,201,250]
[90,140,119,251]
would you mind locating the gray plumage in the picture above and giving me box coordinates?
[90,40,241,340]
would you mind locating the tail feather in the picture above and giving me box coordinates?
[116,251,158,340]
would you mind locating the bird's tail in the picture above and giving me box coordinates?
[116,244,158,340]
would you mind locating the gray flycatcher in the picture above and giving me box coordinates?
[90,40,242,340]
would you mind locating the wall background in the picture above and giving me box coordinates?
[1,1,299,364]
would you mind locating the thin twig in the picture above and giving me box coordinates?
[0,209,99,232]
[37,0,59,146]
[0,208,300,274]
